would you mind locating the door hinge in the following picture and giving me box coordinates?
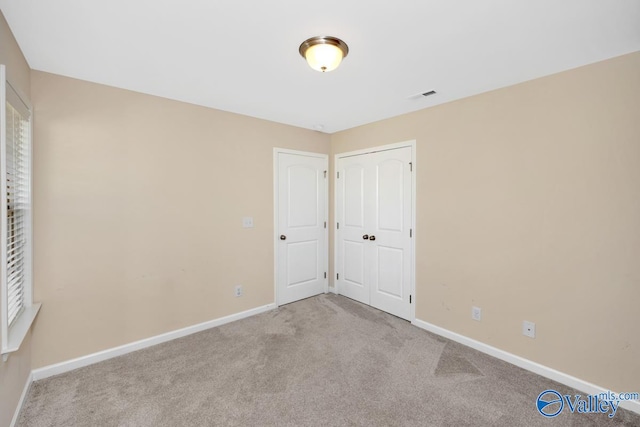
[337,222,339,229]
[324,221,327,229]
[410,228,412,238]
[409,162,413,172]
[410,295,412,304]
[324,272,327,279]
[323,170,327,178]
[337,171,340,179]
[337,273,339,280]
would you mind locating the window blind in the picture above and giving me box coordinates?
[2,81,30,328]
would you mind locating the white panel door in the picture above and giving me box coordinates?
[368,147,412,319]
[336,155,369,304]
[276,152,327,305]
[336,145,412,320]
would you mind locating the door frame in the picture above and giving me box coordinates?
[333,140,416,322]
[273,148,329,307]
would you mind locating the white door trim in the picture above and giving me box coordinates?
[333,140,416,321]
[273,148,329,307]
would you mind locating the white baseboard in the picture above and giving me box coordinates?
[32,303,276,381]
[412,318,640,415]
[10,370,32,427]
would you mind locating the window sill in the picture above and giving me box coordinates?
[2,303,41,361]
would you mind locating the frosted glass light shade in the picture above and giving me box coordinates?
[305,44,343,72]
[299,36,349,73]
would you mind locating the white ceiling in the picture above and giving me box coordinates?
[1,1,639,133]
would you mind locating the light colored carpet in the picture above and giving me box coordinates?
[18,294,640,426]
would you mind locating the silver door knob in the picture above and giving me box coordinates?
[369,235,376,241]
[362,234,369,240]
[280,235,286,240]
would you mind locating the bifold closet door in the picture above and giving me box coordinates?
[336,146,412,320]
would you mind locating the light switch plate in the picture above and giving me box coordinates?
[242,217,254,228]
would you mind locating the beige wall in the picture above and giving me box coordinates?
[0,10,32,427]
[0,13,29,98]
[30,71,330,368]
[330,52,640,392]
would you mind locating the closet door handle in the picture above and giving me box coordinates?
[369,235,376,241]
[362,234,369,240]
[280,235,287,240]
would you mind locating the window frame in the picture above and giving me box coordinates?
[1,64,40,361]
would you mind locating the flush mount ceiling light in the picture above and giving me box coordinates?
[299,36,349,73]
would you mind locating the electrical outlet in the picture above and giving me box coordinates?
[523,320,535,338]
[471,306,482,321]
[234,285,243,297]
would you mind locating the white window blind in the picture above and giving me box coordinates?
[1,65,38,358]
[4,92,29,326]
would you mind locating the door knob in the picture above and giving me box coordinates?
[280,235,286,240]
[362,234,369,240]
[369,235,376,241]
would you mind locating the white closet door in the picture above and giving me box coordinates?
[368,147,412,319]
[336,145,413,320]
[276,152,327,305]
[336,155,369,304]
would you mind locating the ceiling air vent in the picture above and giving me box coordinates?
[408,90,437,100]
